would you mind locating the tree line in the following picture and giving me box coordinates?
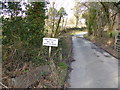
[73,1,120,38]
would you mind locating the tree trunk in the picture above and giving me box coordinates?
[64,18,68,31]
[100,2,112,37]
[75,16,79,27]
[117,9,120,30]
[54,15,62,37]
[61,18,64,31]
[51,2,55,38]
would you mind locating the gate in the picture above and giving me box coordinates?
[115,34,120,59]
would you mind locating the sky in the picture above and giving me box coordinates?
[48,0,86,26]
[1,0,75,18]
[1,0,86,26]
[49,0,75,18]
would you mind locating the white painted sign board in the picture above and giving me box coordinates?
[43,38,58,47]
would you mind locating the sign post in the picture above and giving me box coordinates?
[43,37,58,58]
[42,37,59,84]
[49,46,51,58]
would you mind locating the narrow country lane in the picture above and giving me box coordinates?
[68,33,118,88]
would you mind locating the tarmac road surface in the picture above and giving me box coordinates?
[68,33,118,88]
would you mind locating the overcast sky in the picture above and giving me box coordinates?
[49,0,75,18]
[48,0,86,24]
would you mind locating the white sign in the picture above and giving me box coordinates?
[43,38,58,47]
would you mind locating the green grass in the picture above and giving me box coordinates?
[58,62,68,69]
[112,31,120,37]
